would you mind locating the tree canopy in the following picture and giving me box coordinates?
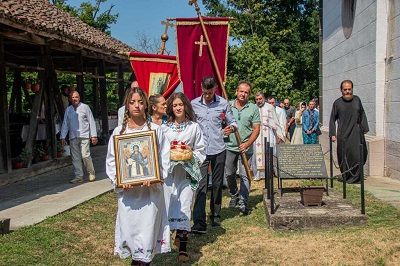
[203,0,319,103]
[51,0,118,35]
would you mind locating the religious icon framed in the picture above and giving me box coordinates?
[113,130,161,187]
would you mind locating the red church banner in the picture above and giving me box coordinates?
[175,17,230,101]
[129,52,180,99]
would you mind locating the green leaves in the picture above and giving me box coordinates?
[225,36,293,100]
[52,0,118,35]
[204,0,320,102]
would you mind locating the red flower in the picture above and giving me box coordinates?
[181,141,186,145]
[172,140,178,145]
[171,145,176,149]
[180,145,186,149]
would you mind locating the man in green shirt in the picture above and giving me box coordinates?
[225,81,260,215]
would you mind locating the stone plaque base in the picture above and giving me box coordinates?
[263,189,367,231]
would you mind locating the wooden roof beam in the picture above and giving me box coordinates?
[5,62,45,71]
[0,26,46,45]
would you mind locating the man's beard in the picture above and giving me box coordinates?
[257,101,265,107]
[343,94,353,101]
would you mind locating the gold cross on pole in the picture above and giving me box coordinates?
[194,35,207,57]
[159,20,174,55]
[161,20,174,35]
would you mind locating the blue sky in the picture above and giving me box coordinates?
[67,0,207,55]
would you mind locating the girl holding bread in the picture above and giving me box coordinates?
[161,92,206,263]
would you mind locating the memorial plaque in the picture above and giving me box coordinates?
[276,144,327,179]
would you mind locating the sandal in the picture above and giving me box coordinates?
[178,251,189,263]
[177,230,189,262]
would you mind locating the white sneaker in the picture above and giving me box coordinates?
[89,174,96,182]
[70,177,84,184]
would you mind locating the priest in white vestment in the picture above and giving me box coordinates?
[252,93,285,180]
[267,96,287,137]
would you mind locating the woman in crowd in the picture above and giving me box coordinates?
[149,94,168,126]
[291,101,307,145]
[161,92,205,263]
[106,87,171,266]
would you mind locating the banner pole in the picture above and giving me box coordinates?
[189,0,253,180]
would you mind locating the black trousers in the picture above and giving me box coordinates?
[192,150,226,227]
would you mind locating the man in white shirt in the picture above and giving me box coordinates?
[61,91,98,183]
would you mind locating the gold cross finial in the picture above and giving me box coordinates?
[188,0,201,13]
[159,20,174,55]
[161,20,174,35]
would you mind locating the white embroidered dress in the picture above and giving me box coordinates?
[106,123,171,263]
[161,121,206,231]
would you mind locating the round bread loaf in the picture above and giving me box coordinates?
[170,141,193,161]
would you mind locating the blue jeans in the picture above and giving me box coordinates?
[225,150,252,209]
[192,150,226,227]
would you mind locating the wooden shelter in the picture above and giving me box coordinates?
[0,0,134,183]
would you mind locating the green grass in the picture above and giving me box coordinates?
[1,181,400,265]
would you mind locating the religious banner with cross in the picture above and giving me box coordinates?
[175,17,230,100]
[129,52,180,99]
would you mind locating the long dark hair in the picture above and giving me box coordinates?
[166,92,196,122]
[120,87,151,134]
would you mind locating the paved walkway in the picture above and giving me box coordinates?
[0,145,399,231]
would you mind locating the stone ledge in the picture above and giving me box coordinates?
[0,145,107,187]
[0,218,10,235]
[263,188,368,231]
[0,156,72,187]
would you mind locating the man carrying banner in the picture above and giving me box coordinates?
[225,81,260,215]
[191,76,237,233]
